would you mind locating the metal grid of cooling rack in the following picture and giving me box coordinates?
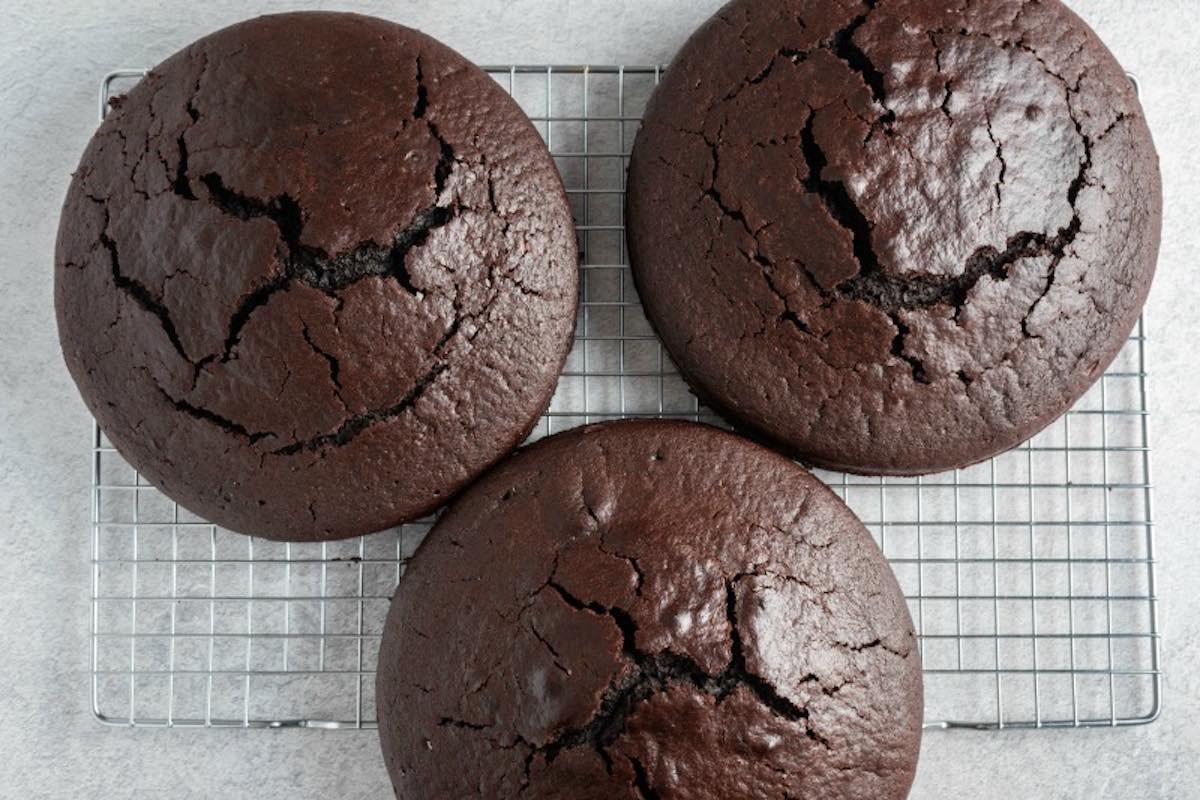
[91,65,1161,731]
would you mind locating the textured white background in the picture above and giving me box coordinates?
[0,0,1197,797]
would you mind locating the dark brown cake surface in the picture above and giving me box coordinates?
[56,12,578,540]
[377,420,923,799]
[627,0,1160,475]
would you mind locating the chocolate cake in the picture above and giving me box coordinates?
[627,0,1160,474]
[56,12,579,540]
[377,420,923,798]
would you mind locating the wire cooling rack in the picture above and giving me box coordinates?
[91,66,1160,731]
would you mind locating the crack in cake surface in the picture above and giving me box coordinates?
[86,53,514,452]
[530,575,830,772]
[708,14,1101,385]
[95,204,193,363]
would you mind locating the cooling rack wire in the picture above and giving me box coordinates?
[91,66,1160,731]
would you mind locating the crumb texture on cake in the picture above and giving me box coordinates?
[627,0,1161,475]
[377,421,924,799]
[56,12,578,539]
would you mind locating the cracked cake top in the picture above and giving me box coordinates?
[377,420,923,799]
[627,0,1160,475]
[55,12,578,540]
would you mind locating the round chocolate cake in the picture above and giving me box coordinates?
[627,0,1160,474]
[377,420,923,799]
[56,12,578,540]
